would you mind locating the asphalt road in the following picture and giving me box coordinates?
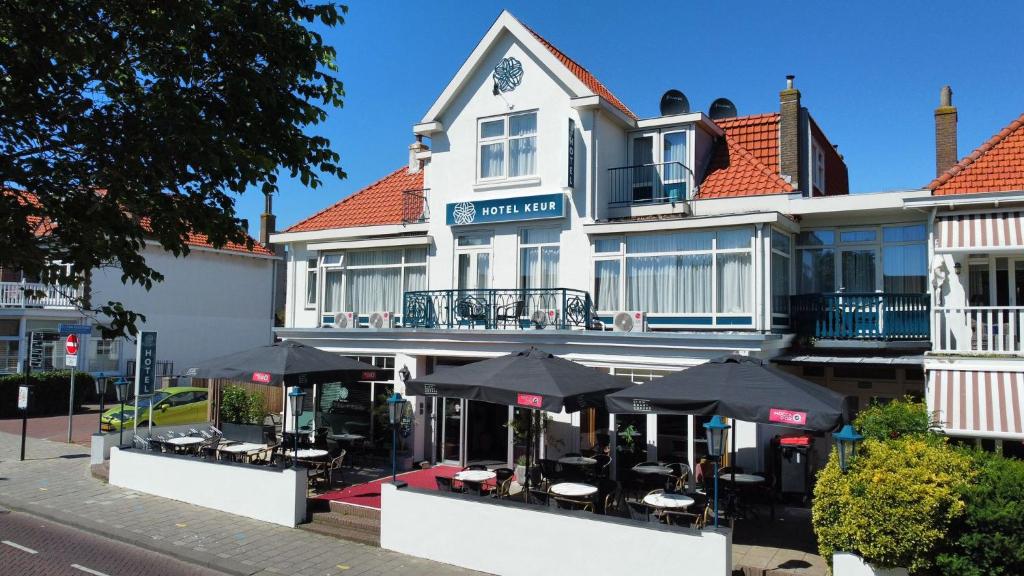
[0,509,227,576]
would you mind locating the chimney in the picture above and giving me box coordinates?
[258,191,275,246]
[935,85,958,177]
[779,74,802,190]
[408,135,428,174]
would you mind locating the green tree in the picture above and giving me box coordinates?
[0,1,346,337]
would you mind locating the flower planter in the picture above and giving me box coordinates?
[514,464,526,485]
[222,422,272,444]
[833,553,908,576]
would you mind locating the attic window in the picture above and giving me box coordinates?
[813,144,826,193]
[478,112,537,181]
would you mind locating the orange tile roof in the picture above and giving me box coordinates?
[286,167,424,232]
[929,112,1024,195]
[698,113,794,198]
[522,24,638,121]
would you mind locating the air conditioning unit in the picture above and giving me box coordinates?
[529,309,558,328]
[368,311,393,329]
[322,311,357,328]
[612,311,647,333]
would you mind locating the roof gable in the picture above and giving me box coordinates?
[698,113,793,198]
[930,112,1024,196]
[285,167,424,232]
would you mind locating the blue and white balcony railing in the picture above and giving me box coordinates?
[607,161,692,207]
[790,292,930,341]
[402,288,593,330]
[0,281,75,309]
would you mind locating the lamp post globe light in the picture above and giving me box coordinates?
[387,392,407,483]
[287,386,306,467]
[703,415,731,528]
[114,378,130,447]
[833,424,864,474]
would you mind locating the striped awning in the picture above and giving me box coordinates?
[936,211,1024,250]
[928,368,1024,438]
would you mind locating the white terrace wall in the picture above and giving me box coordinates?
[381,483,732,576]
[108,447,305,527]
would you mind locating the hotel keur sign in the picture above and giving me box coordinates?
[446,193,565,226]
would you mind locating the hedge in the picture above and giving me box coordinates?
[0,370,92,418]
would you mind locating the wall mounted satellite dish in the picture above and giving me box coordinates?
[659,89,690,116]
[708,98,738,120]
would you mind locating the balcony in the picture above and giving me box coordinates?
[402,288,593,330]
[607,162,692,208]
[790,293,930,343]
[933,306,1024,355]
[0,281,75,309]
[402,188,429,224]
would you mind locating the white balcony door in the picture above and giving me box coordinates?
[630,134,656,203]
[456,251,490,290]
[839,248,879,293]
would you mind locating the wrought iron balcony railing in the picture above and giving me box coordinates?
[402,288,593,330]
[607,161,692,207]
[790,292,930,341]
[402,188,429,224]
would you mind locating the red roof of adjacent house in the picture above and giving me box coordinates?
[286,167,424,232]
[929,112,1024,195]
[698,113,794,198]
[523,24,638,121]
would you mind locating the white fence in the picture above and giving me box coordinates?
[109,447,306,527]
[0,281,75,308]
[381,483,732,576]
[934,306,1024,354]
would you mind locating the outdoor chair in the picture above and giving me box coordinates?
[324,450,346,487]
[462,479,491,497]
[593,454,611,479]
[526,489,552,507]
[554,497,594,512]
[539,459,562,483]
[626,500,655,523]
[493,468,514,499]
[132,435,149,450]
[200,436,222,460]
[250,442,280,466]
[435,476,456,493]
[662,510,703,529]
[455,296,488,329]
[495,300,525,328]
[597,478,621,515]
[667,463,691,492]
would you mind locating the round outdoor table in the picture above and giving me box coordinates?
[632,465,674,476]
[643,492,694,509]
[549,482,598,498]
[164,436,204,447]
[328,433,365,442]
[719,473,765,484]
[219,442,267,454]
[558,456,597,466]
[453,470,496,483]
[285,448,329,459]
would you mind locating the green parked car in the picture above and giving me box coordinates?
[100,386,209,431]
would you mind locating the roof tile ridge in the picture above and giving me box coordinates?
[929,111,1024,190]
[285,166,411,232]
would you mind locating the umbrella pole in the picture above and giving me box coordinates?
[524,410,532,499]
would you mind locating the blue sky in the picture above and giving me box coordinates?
[240,0,1024,236]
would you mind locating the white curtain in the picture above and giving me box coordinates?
[627,254,711,313]
[520,247,538,289]
[627,231,713,253]
[480,143,504,178]
[324,270,344,313]
[509,113,536,177]
[883,245,926,293]
[840,250,877,293]
[717,253,752,313]
[346,268,401,313]
[476,254,490,289]
[594,260,621,310]
[403,266,426,293]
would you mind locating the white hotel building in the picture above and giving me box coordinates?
[271,11,1024,476]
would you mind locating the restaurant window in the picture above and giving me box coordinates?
[519,228,560,290]
[321,248,426,315]
[305,258,318,308]
[478,111,537,181]
[771,229,792,318]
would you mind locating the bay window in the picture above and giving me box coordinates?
[478,111,537,181]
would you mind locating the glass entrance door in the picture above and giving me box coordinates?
[457,251,490,290]
[439,398,464,464]
[839,248,879,293]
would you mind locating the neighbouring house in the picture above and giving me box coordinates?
[270,10,937,484]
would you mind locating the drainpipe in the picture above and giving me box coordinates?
[927,206,938,345]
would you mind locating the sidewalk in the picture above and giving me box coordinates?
[0,431,482,576]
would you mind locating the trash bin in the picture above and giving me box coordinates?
[777,435,813,499]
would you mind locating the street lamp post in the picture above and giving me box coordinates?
[703,415,731,528]
[387,392,407,483]
[95,377,108,435]
[287,386,306,467]
[114,378,130,447]
[833,424,864,473]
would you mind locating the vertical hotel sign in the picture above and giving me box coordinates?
[567,118,575,189]
[134,331,158,396]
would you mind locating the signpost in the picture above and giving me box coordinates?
[18,385,30,461]
[133,332,157,437]
[65,334,79,443]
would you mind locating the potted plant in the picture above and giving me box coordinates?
[514,455,528,485]
[219,385,271,444]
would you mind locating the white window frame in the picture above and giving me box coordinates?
[770,228,793,324]
[813,143,826,194]
[318,248,427,316]
[795,224,928,294]
[454,232,493,290]
[304,258,318,309]
[518,227,561,290]
[476,110,538,183]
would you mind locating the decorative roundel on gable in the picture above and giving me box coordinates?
[492,57,524,93]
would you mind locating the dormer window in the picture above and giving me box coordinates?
[478,111,537,181]
[813,143,826,194]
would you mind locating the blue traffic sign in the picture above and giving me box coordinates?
[58,323,92,335]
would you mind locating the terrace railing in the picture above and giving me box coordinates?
[402,188,429,224]
[402,288,593,330]
[0,281,75,308]
[607,161,692,207]
[933,306,1024,355]
[790,292,930,341]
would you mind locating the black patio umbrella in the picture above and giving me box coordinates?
[605,354,849,432]
[405,347,629,493]
[184,340,385,387]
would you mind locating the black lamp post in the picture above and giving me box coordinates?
[833,424,864,473]
[114,378,130,447]
[387,392,407,483]
[95,377,108,434]
[287,386,306,467]
[703,415,731,528]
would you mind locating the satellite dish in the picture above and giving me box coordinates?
[709,98,738,120]
[659,89,690,116]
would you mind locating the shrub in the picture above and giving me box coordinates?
[812,437,973,573]
[219,385,266,425]
[0,370,92,417]
[936,449,1024,575]
[853,396,935,442]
